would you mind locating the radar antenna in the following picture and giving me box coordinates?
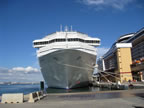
[65,26,68,32]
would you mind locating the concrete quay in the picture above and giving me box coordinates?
[0,89,144,108]
[92,81,144,90]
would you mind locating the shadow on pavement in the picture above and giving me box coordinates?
[134,93,144,99]
[133,105,144,108]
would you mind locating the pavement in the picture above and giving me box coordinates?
[0,89,144,108]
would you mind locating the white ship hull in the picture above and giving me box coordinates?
[38,49,96,89]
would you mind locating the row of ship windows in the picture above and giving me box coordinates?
[133,41,144,48]
[127,31,144,42]
[34,38,100,45]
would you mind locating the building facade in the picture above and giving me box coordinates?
[129,28,144,81]
[98,28,144,82]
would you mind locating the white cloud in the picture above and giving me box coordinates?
[78,0,137,10]
[11,66,39,74]
[83,0,104,5]
[97,47,109,58]
[0,66,43,82]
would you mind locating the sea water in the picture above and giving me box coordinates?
[0,84,111,96]
[0,83,131,96]
[0,84,40,96]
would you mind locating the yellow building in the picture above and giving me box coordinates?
[116,43,133,82]
[98,28,144,82]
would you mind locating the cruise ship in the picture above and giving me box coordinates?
[33,27,100,89]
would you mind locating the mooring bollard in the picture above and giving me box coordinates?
[40,81,44,90]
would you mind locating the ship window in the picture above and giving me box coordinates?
[79,39,83,42]
[85,40,90,43]
[44,41,48,44]
[49,40,52,43]
[72,39,75,41]
[68,38,71,41]
[67,38,85,42]
[56,39,58,42]
[34,42,37,45]
[68,38,72,41]
[62,39,66,41]
[84,40,100,43]
[56,38,66,42]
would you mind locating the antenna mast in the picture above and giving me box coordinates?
[60,25,63,32]
[71,25,73,31]
[65,26,68,32]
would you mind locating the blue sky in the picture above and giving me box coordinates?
[0,0,144,82]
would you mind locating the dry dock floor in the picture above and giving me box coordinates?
[0,89,144,108]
